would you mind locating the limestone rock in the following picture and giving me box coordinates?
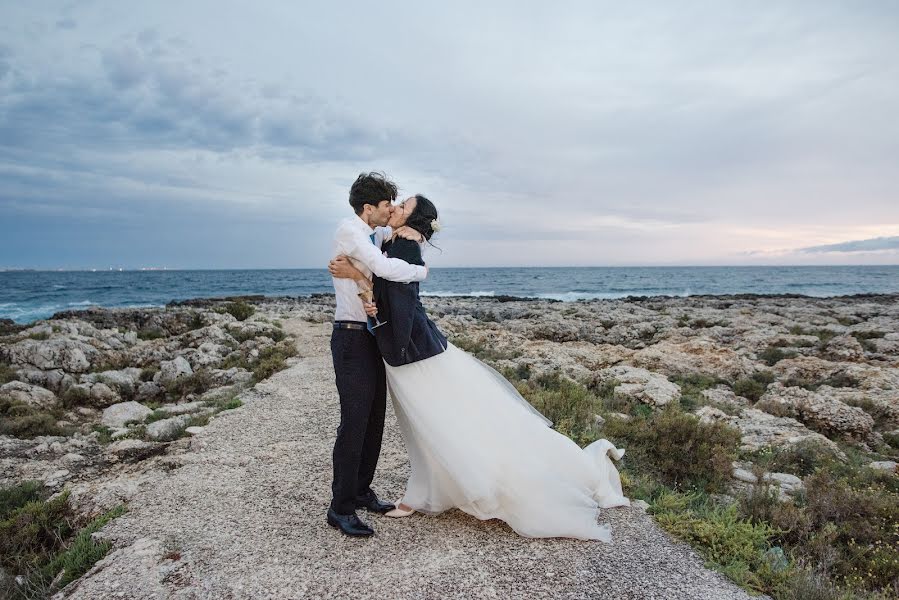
[631,339,756,381]
[89,382,121,407]
[136,381,165,402]
[729,408,842,454]
[696,406,730,424]
[820,335,866,362]
[594,365,680,407]
[868,460,897,473]
[154,356,193,386]
[106,438,165,462]
[145,415,190,441]
[0,338,99,372]
[82,368,143,398]
[0,380,58,408]
[732,468,758,484]
[756,383,875,441]
[701,386,749,411]
[102,401,153,428]
[156,401,206,416]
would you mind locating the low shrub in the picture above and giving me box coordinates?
[139,366,159,382]
[603,407,740,492]
[0,483,125,599]
[253,341,299,381]
[669,373,725,411]
[759,346,797,366]
[0,362,18,384]
[60,386,90,408]
[651,490,783,594]
[885,431,899,449]
[223,300,255,321]
[516,373,599,446]
[765,439,843,477]
[165,370,215,398]
[0,481,44,521]
[840,396,892,429]
[0,399,67,438]
[733,371,775,403]
[137,327,167,341]
[451,336,522,362]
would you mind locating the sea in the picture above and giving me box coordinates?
[1,265,897,324]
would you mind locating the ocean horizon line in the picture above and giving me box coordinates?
[3,264,899,273]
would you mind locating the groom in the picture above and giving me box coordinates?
[327,172,429,537]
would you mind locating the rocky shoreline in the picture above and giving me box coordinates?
[3,292,897,509]
[1,298,299,519]
[1,292,897,597]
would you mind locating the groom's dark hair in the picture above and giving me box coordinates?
[349,172,398,215]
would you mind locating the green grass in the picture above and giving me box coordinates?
[91,424,114,445]
[603,407,740,492]
[0,362,18,384]
[0,398,69,438]
[0,482,126,598]
[513,373,601,445]
[651,490,784,594]
[669,373,726,411]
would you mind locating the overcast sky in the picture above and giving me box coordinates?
[1,1,898,269]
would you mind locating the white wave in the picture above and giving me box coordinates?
[421,290,496,297]
[67,300,96,306]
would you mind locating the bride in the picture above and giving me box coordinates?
[329,194,629,541]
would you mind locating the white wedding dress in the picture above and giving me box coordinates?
[384,343,629,541]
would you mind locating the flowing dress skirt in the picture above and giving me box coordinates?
[384,343,629,541]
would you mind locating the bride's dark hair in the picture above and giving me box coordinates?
[405,194,439,241]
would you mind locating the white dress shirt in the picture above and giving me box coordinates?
[332,216,428,322]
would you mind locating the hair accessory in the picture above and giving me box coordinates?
[430,219,441,232]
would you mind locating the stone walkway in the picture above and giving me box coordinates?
[61,319,755,599]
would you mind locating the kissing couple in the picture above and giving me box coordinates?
[326,172,629,540]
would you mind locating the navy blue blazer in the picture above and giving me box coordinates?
[373,238,448,367]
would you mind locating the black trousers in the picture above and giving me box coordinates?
[330,326,387,515]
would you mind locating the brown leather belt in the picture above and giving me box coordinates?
[333,321,367,331]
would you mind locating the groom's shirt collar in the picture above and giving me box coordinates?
[352,215,375,235]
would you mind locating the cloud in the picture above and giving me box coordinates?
[1,2,898,268]
[797,236,899,253]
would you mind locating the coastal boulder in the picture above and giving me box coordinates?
[701,386,750,411]
[154,356,193,386]
[0,381,57,408]
[82,368,143,399]
[89,382,121,407]
[771,356,845,385]
[593,365,680,407]
[630,339,756,381]
[101,401,153,428]
[756,383,875,441]
[145,415,191,441]
[729,408,843,454]
[0,338,99,373]
[15,368,74,394]
[820,335,867,362]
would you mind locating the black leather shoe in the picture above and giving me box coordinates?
[355,495,396,514]
[327,509,374,537]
